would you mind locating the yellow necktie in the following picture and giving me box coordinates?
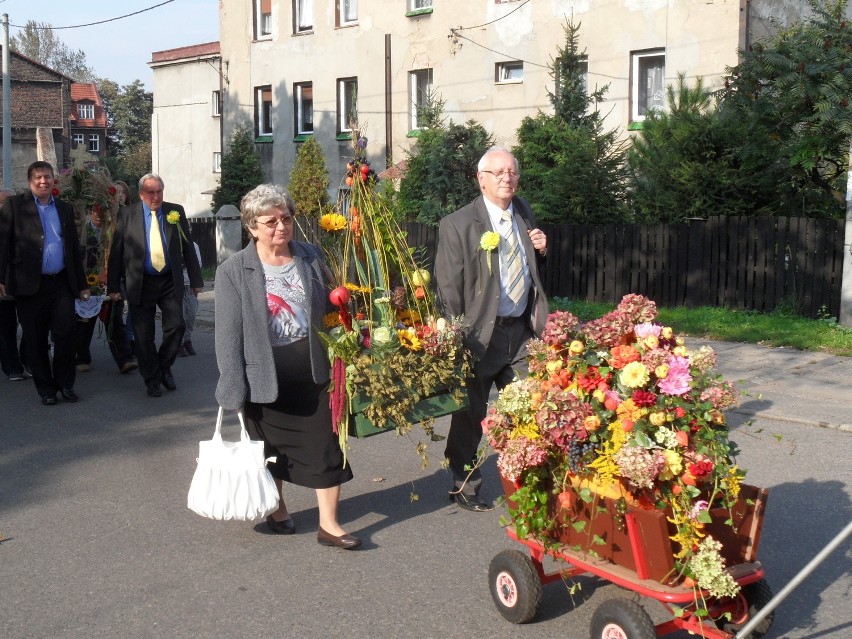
[149,210,166,272]
[502,210,524,304]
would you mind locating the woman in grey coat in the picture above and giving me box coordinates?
[215,184,360,550]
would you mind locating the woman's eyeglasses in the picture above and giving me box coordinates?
[257,216,293,229]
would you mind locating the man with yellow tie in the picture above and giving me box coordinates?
[107,174,203,397]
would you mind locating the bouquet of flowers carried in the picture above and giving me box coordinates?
[483,294,751,598]
[308,140,473,463]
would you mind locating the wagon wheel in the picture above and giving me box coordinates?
[719,578,775,638]
[488,549,543,624]
[589,599,656,639]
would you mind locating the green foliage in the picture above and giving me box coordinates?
[211,124,264,212]
[397,97,493,225]
[10,21,97,82]
[717,0,850,218]
[512,20,631,223]
[288,136,331,218]
[104,80,153,159]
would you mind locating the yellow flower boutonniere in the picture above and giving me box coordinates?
[480,231,500,274]
[166,210,188,252]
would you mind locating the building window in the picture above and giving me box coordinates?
[337,77,357,133]
[294,82,314,135]
[78,103,94,119]
[631,49,665,121]
[212,90,221,117]
[256,85,273,136]
[213,152,222,173]
[409,68,433,130]
[88,135,99,153]
[408,0,432,10]
[294,0,313,33]
[255,0,272,39]
[337,0,357,26]
[73,133,84,147]
[495,61,524,83]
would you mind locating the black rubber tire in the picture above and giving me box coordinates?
[589,599,656,639]
[720,578,775,638]
[488,549,543,624]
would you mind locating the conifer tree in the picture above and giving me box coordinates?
[211,124,264,212]
[288,136,331,218]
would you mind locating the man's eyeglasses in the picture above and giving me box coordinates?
[257,216,293,229]
[481,169,520,180]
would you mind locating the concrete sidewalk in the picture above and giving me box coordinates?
[194,280,852,432]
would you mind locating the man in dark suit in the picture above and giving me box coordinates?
[0,161,90,405]
[435,147,549,511]
[107,174,203,397]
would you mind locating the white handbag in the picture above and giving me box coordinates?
[187,407,280,521]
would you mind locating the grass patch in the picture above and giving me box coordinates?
[550,297,852,357]
[201,266,216,281]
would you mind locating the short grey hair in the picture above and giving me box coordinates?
[138,173,165,190]
[240,184,296,229]
[477,146,519,172]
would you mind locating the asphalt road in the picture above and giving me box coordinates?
[1,323,850,639]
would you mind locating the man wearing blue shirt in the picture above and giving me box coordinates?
[0,161,89,405]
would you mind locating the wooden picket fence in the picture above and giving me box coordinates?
[195,215,846,319]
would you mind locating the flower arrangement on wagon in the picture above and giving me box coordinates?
[310,144,473,463]
[482,294,747,598]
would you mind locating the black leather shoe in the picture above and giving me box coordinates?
[60,388,79,403]
[146,382,163,397]
[266,515,296,535]
[40,394,57,406]
[161,369,176,391]
[451,492,493,512]
[317,525,361,550]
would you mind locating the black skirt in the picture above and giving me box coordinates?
[244,337,353,489]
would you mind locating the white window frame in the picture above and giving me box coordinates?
[337,77,357,133]
[78,103,94,119]
[495,61,524,84]
[213,152,222,173]
[294,82,314,135]
[212,90,221,117]
[409,68,433,130]
[337,0,357,26]
[255,0,272,39]
[73,133,84,147]
[294,0,313,33]
[408,0,432,10]
[88,134,99,153]
[256,85,273,136]
[631,49,666,121]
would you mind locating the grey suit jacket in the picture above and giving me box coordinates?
[0,192,86,296]
[434,195,548,359]
[214,240,332,411]
[107,201,203,304]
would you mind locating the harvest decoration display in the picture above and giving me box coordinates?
[483,294,760,601]
[311,145,473,463]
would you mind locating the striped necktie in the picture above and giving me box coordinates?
[501,210,524,304]
[149,210,166,272]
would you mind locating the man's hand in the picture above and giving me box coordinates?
[528,228,547,256]
[109,292,122,302]
[192,287,203,297]
[0,283,6,297]
[79,288,92,301]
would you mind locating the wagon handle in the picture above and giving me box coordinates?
[736,518,852,639]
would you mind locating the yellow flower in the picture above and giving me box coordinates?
[86,273,99,286]
[643,335,659,350]
[619,361,650,388]
[323,311,342,328]
[649,412,667,426]
[319,212,347,232]
[661,326,673,339]
[344,282,371,294]
[513,421,540,440]
[569,340,585,355]
[673,345,688,357]
[166,210,181,225]
[655,364,669,379]
[480,231,500,275]
[398,328,422,351]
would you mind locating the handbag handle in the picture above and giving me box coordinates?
[214,406,251,443]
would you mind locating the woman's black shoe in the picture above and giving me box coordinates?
[266,515,296,535]
[317,525,361,549]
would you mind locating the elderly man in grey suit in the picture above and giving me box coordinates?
[107,174,203,397]
[434,147,549,511]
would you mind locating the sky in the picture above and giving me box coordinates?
[2,0,220,88]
